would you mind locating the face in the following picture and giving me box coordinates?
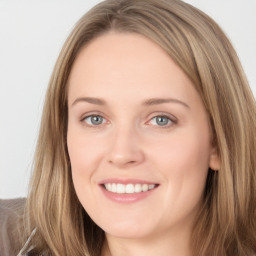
[67,32,219,241]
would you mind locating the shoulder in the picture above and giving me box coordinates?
[0,198,26,256]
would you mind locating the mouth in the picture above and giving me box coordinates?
[102,183,158,194]
[99,179,160,203]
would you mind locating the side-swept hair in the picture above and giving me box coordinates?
[21,0,256,255]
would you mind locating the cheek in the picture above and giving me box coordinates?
[150,127,211,200]
[67,131,104,205]
[67,130,103,174]
[152,129,211,172]
[67,132,101,207]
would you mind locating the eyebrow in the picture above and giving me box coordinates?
[142,98,190,108]
[72,97,106,106]
[71,97,189,108]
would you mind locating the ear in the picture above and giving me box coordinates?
[209,146,220,171]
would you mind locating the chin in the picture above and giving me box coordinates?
[96,216,158,239]
[104,226,153,239]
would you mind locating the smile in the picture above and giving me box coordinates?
[99,179,159,203]
[104,183,157,194]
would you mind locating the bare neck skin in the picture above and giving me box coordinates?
[102,221,193,256]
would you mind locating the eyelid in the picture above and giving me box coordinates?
[146,112,178,127]
[80,111,109,127]
[80,110,105,120]
[79,111,177,129]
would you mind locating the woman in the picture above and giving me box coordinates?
[15,0,256,255]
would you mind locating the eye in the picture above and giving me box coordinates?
[148,115,175,127]
[82,115,106,126]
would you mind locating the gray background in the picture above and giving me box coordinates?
[0,0,255,199]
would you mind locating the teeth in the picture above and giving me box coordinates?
[104,183,156,194]
[148,184,155,190]
[107,183,111,191]
[112,183,117,192]
[116,184,125,193]
[135,184,142,193]
[126,184,134,194]
[142,184,148,192]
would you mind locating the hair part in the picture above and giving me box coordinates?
[21,0,256,255]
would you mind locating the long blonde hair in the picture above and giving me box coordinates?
[21,0,256,255]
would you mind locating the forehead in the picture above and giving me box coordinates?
[67,32,199,105]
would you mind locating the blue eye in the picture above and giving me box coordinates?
[83,115,106,126]
[150,116,173,126]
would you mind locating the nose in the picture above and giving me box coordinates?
[106,126,145,168]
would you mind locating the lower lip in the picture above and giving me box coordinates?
[100,185,158,203]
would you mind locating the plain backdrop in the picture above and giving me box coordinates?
[0,0,255,199]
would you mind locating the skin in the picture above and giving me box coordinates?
[67,32,220,256]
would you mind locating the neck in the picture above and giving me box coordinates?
[102,227,192,256]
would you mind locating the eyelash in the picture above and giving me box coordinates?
[80,112,108,128]
[80,113,177,129]
[146,114,177,128]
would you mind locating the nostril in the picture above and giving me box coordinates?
[107,147,145,167]
[108,159,137,167]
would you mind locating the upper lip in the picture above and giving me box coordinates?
[99,178,159,185]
